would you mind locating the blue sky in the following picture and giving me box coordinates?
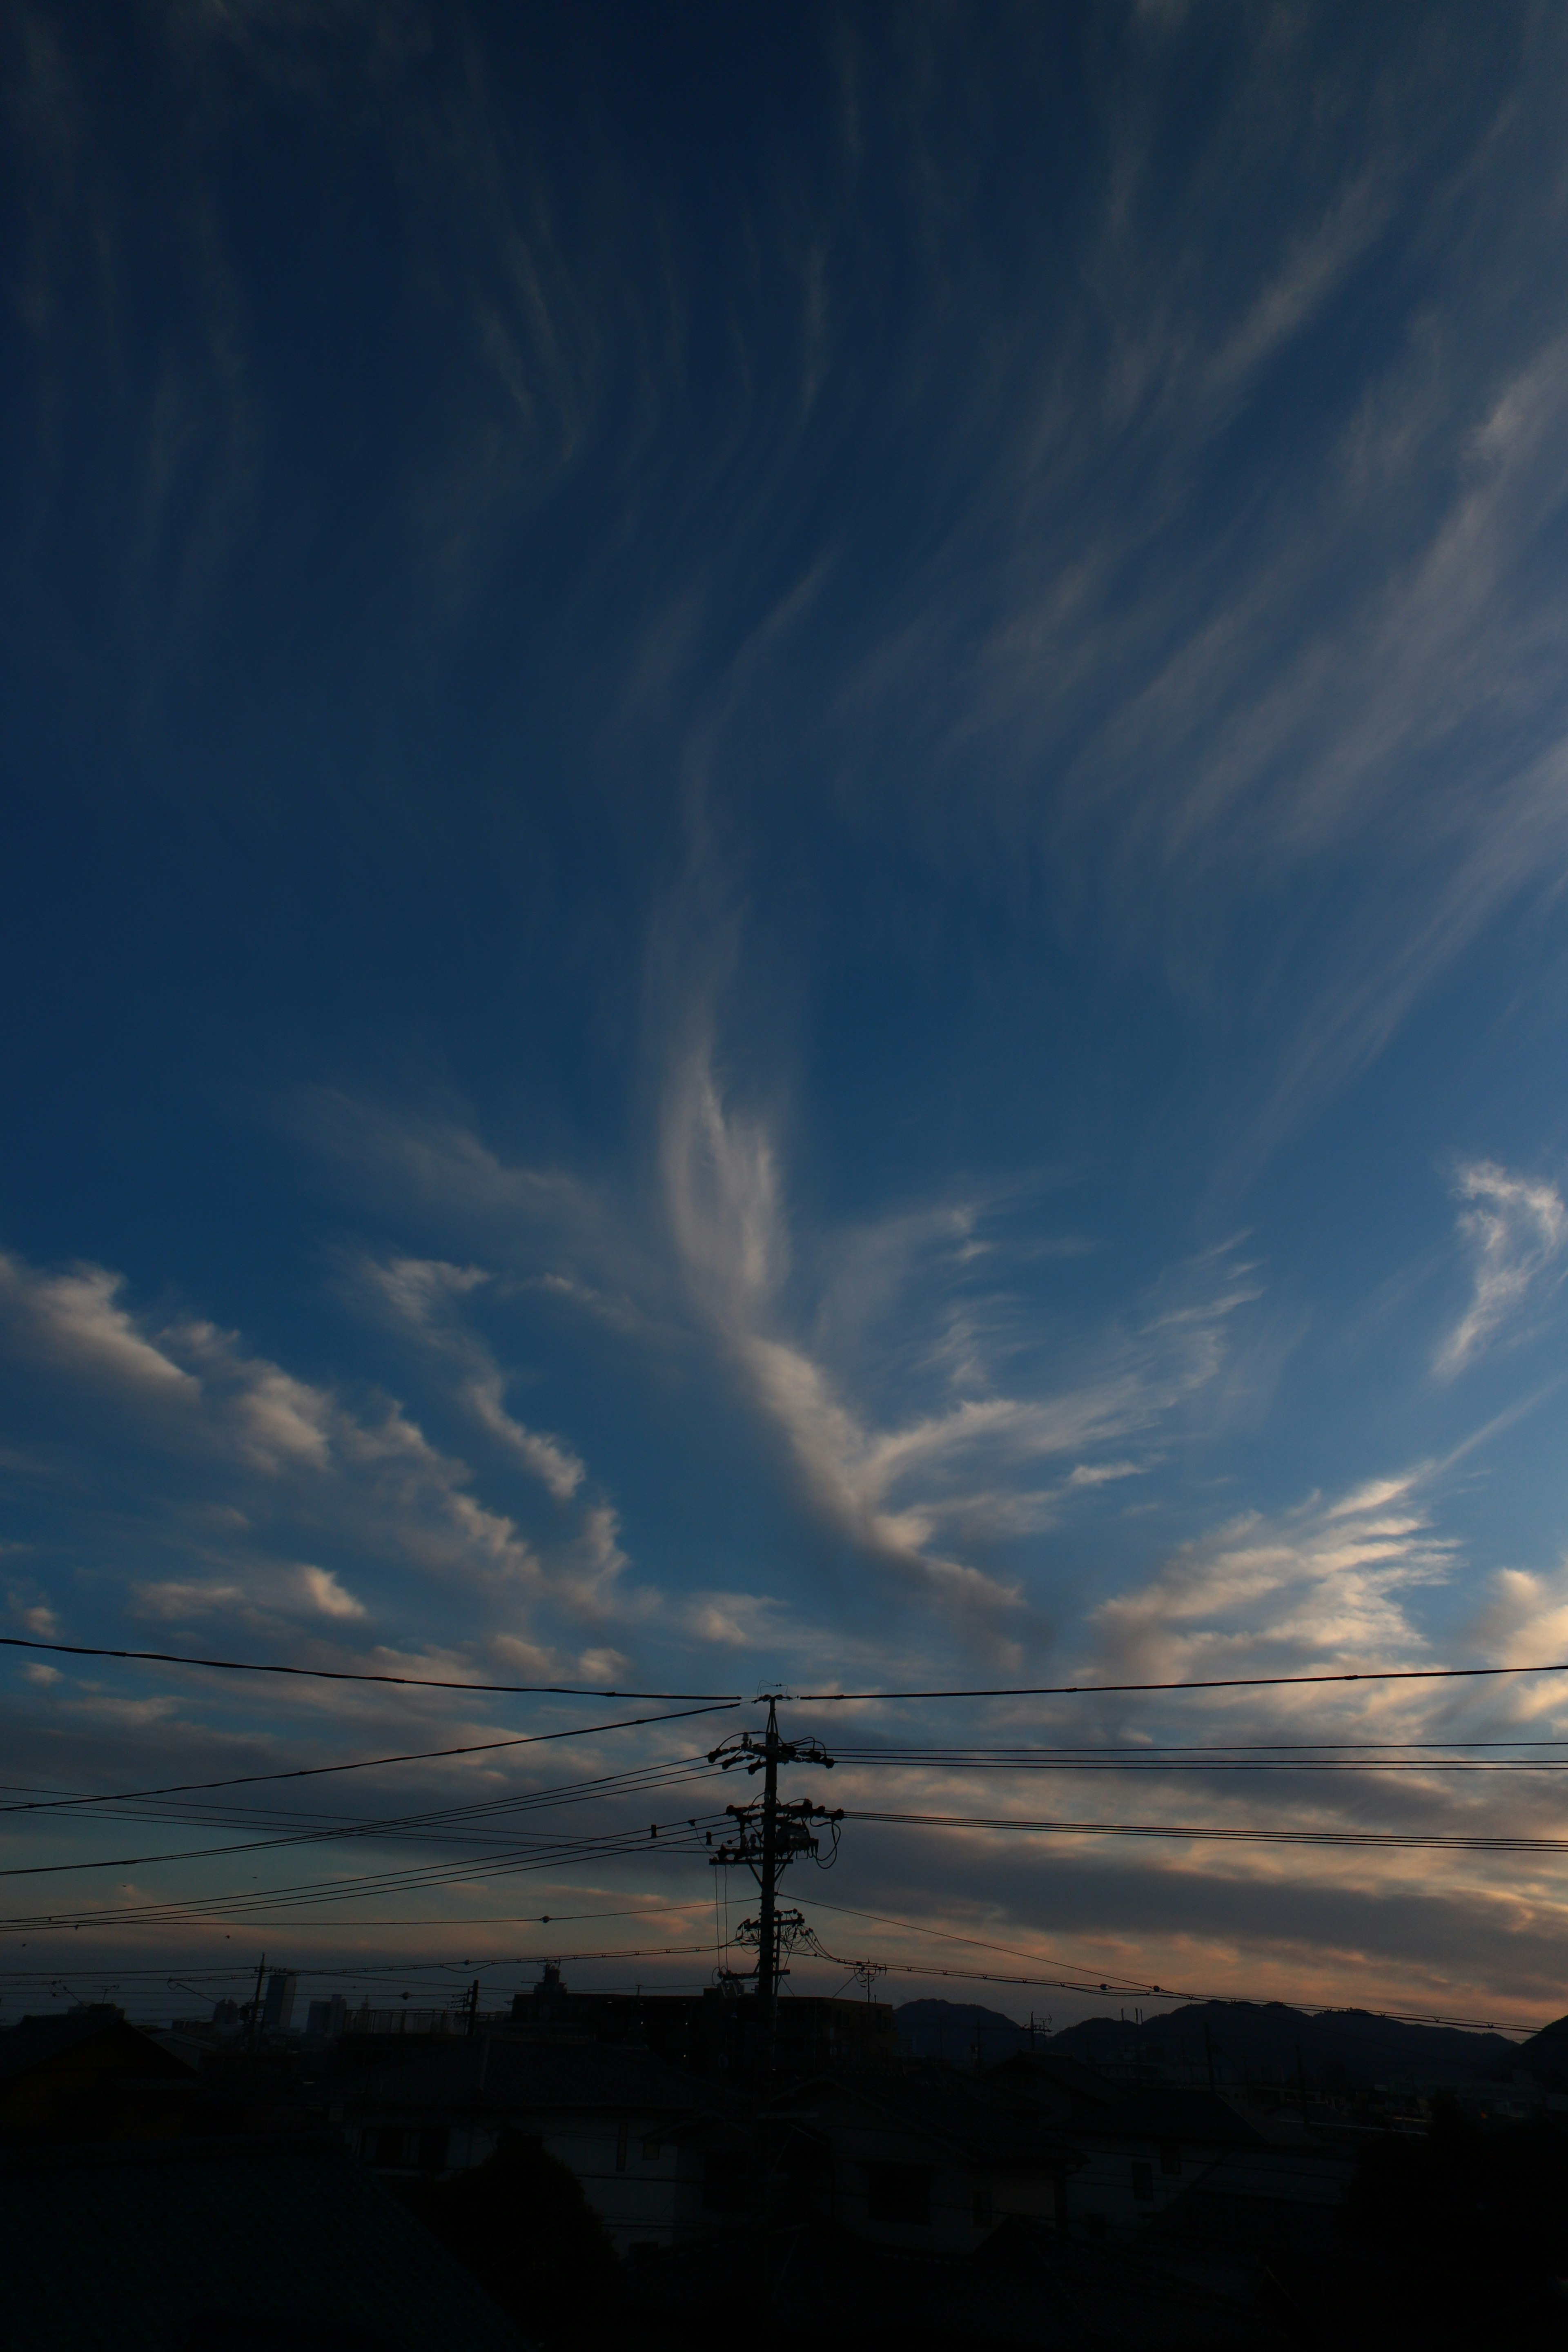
[5,1,1568,2024]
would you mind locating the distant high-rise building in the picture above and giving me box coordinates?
[305,1995,348,2040]
[262,1969,298,2032]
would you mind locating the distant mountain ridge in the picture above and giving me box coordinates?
[1497,2013,1568,2088]
[895,1996,1526,2089]
[894,2000,1035,2065]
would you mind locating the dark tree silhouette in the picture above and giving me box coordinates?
[1343,2099,1568,2349]
[406,2135,616,2350]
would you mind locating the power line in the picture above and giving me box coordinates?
[0,1703,735,1816]
[800,1951,1526,2035]
[0,1907,1536,2038]
[0,1634,738,1702]
[0,1759,727,1878]
[18,1636,1568,1707]
[0,1810,732,1934]
[0,1751,724,1840]
[842,1806,1568,1855]
[2,1929,1528,2042]
[0,1906,711,1967]
[831,1738,1568,1756]
[805,1893,1155,1991]
[794,1661,1568,1700]
[11,1724,1563,1834]
[791,1898,1529,2033]
[830,1751,1568,1774]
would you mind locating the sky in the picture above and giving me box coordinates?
[4,0,1568,2030]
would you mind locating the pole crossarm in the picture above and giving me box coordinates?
[704,1698,842,2019]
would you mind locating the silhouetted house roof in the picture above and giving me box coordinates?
[0,2132,526,2351]
[0,2006,196,2136]
[1068,2084,1272,2149]
[768,2069,1066,2172]
[985,2047,1125,2116]
[334,2033,719,2119]
[1139,2146,1359,2279]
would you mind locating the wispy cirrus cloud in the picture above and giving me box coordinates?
[283,1067,1268,1663]
[1434,1161,1567,1379]
[1084,1468,1454,1694]
[657,1041,1261,1648]
[0,1244,638,1661]
[356,1253,587,1501]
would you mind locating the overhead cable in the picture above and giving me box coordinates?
[843,1806,1568,1855]
[0,1810,731,1933]
[794,1660,1568,1700]
[0,1760,726,1878]
[829,1750,1568,1773]
[795,1897,1521,2031]
[0,1703,737,1816]
[830,1738,1568,1756]
[0,1634,739,1702]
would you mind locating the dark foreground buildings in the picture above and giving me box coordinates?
[4,1976,1568,2350]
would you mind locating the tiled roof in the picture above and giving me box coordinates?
[0,2132,526,2351]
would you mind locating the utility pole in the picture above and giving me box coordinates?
[249,1952,267,2052]
[708,1698,841,2034]
[851,1959,886,2005]
[757,1700,780,2012]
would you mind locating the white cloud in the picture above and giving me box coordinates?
[660,1051,786,1317]
[1464,1561,1568,1675]
[683,1590,789,1648]
[358,1254,587,1500]
[0,1255,194,1395]
[295,1564,366,1619]
[136,1580,249,1619]
[659,1043,1259,1645]
[1085,1468,1452,1691]
[1434,1161,1567,1378]
[490,1631,559,1678]
[1206,174,1391,401]
[576,1646,629,1684]
[0,1243,641,1656]
[560,1504,634,1623]
[804,117,1568,1170]
[463,1374,585,1501]
[286,1092,604,1258]
[172,1323,334,1470]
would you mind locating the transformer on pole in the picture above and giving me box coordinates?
[707,1697,842,2027]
